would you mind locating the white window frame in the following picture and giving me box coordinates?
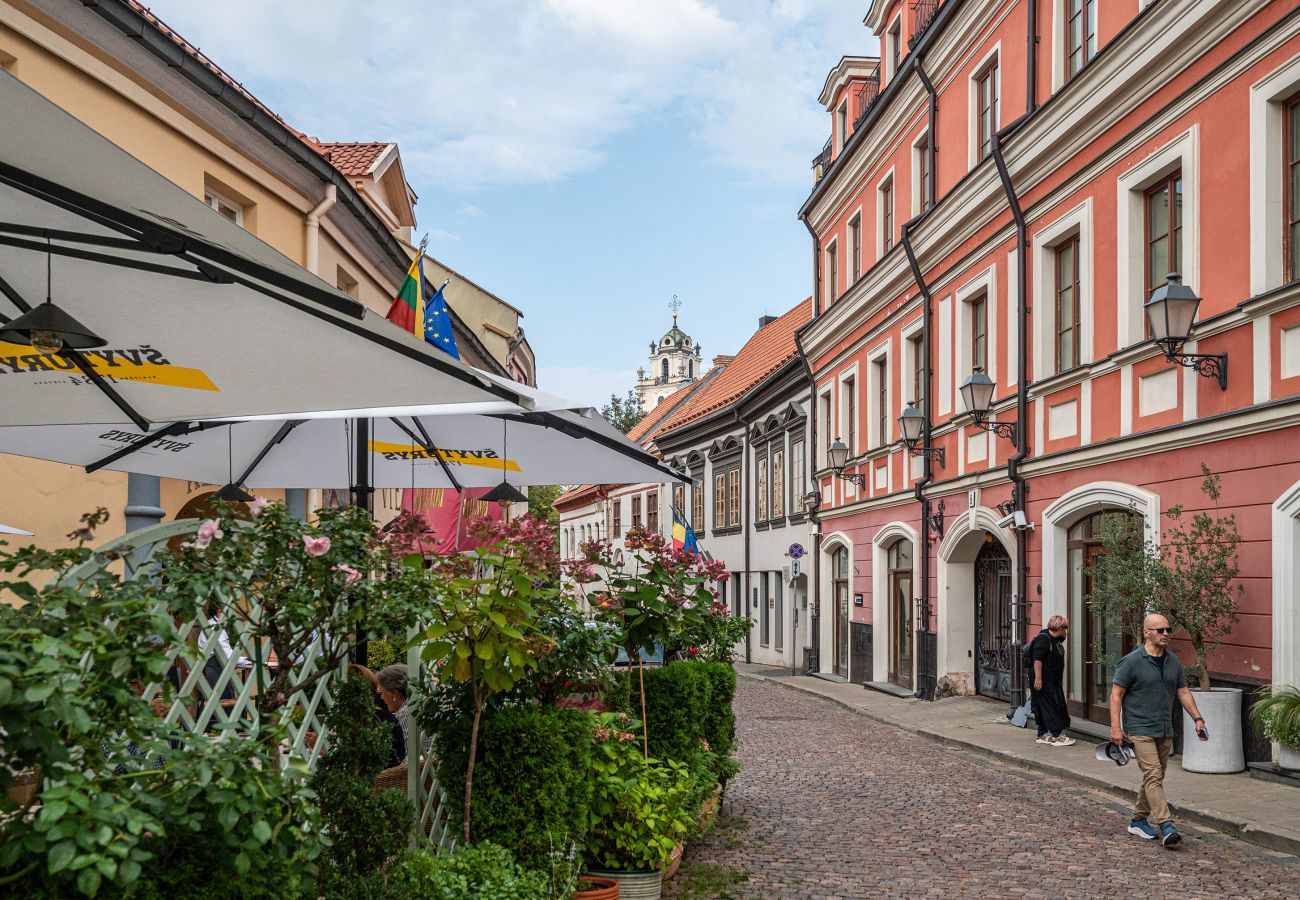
[911,130,930,216]
[968,43,1002,170]
[954,266,999,404]
[1115,125,1199,350]
[1031,199,1094,380]
[204,187,244,225]
[1249,57,1300,296]
[817,384,834,469]
[886,14,903,83]
[871,522,920,684]
[838,363,861,458]
[848,205,864,283]
[837,99,850,153]
[867,343,891,452]
[876,167,897,258]
[1051,0,1098,92]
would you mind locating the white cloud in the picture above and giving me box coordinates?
[536,365,633,410]
[148,0,873,191]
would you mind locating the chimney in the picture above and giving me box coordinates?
[711,354,735,370]
[758,315,778,329]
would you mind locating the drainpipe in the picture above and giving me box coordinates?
[1026,0,1039,115]
[991,117,1032,715]
[795,330,820,675]
[900,216,935,702]
[915,55,938,210]
[738,409,753,664]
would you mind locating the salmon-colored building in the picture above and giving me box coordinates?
[799,0,1300,762]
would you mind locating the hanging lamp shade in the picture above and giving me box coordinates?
[826,437,849,472]
[0,301,107,352]
[898,401,926,448]
[959,366,997,419]
[481,480,528,505]
[1144,272,1201,354]
[212,483,255,503]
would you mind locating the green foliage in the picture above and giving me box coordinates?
[310,676,413,897]
[528,485,564,528]
[697,662,737,761]
[385,843,547,899]
[599,390,647,435]
[585,714,693,871]
[1085,511,1165,652]
[367,637,401,671]
[0,522,321,897]
[523,610,621,706]
[676,603,754,664]
[1159,465,1243,691]
[432,704,592,883]
[642,662,709,763]
[1250,685,1300,750]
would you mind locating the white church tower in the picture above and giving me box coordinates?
[634,297,703,411]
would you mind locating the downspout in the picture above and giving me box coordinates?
[1026,0,1039,115]
[738,409,752,664]
[304,183,337,276]
[991,117,1032,715]
[900,216,935,702]
[799,215,823,673]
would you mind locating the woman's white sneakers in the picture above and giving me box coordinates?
[1036,735,1077,747]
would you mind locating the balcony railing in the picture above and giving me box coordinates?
[852,73,882,130]
[909,0,941,51]
[811,136,833,184]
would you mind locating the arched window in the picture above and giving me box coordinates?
[688,359,694,378]
[661,358,669,380]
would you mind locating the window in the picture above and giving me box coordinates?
[826,242,839,304]
[1145,170,1183,338]
[631,494,642,529]
[888,20,901,79]
[909,334,925,408]
[1287,92,1300,282]
[204,189,243,224]
[850,214,862,281]
[1065,0,1097,80]
[612,498,622,536]
[843,376,857,454]
[874,359,888,446]
[760,572,770,646]
[791,440,806,508]
[336,266,359,299]
[661,358,669,381]
[970,293,988,372]
[756,455,769,522]
[688,359,694,378]
[647,490,659,533]
[881,177,895,253]
[714,472,726,528]
[838,100,849,148]
[727,468,740,526]
[692,475,704,529]
[976,60,999,161]
[819,393,832,464]
[772,447,785,519]
[917,136,933,212]
[672,484,685,520]
[1055,236,1081,371]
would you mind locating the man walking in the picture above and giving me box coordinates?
[1110,613,1208,848]
[1031,615,1073,746]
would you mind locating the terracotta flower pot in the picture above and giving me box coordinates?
[697,784,722,830]
[585,868,662,900]
[574,875,620,900]
[662,843,684,880]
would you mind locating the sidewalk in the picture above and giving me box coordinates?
[736,663,1300,856]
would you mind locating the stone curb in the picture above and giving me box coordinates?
[738,671,1300,858]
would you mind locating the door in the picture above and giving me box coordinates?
[1068,512,1138,724]
[832,548,849,676]
[975,538,1013,701]
[887,539,914,689]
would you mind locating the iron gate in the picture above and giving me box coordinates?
[974,540,1012,701]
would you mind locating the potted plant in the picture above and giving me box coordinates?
[574,875,621,899]
[1157,466,1245,774]
[584,714,693,900]
[1250,685,1300,771]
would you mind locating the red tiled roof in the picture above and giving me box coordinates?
[657,298,812,434]
[319,142,392,176]
[626,380,704,446]
[555,484,602,511]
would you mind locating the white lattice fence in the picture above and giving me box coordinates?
[406,629,456,850]
[61,519,345,770]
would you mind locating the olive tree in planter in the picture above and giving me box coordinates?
[1158,466,1245,774]
[1249,685,1300,771]
[1085,510,1169,665]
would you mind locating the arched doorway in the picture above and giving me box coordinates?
[974,539,1012,700]
[886,539,914,689]
[831,546,849,676]
[1067,509,1139,723]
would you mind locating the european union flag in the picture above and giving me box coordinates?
[418,258,460,360]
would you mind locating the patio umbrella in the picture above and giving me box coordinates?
[0,522,33,536]
[0,408,681,491]
[0,69,522,427]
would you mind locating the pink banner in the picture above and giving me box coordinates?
[400,487,505,554]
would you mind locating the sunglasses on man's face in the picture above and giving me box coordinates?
[1149,627,1173,635]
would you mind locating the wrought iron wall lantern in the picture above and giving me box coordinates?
[958,367,1017,442]
[826,437,867,488]
[1144,273,1227,390]
[896,402,946,467]
[927,498,945,539]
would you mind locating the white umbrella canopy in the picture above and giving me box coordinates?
[0,409,680,490]
[0,522,34,536]
[0,70,521,426]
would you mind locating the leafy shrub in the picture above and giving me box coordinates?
[1251,684,1300,749]
[642,661,709,763]
[698,661,737,760]
[310,675,413,897]
[385,843,547,899]
[367,637,401,671]
[432,704,592,876]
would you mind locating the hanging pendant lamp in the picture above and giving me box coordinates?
[481,419,527,505]
[0,239,106,354]
[213,428,254,503]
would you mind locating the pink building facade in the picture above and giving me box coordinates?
[799,0,1300,760]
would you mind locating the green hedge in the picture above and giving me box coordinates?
[642,661,736,763]
[385,843,546,899]
[698,661,737,759]
[434,705,592,874]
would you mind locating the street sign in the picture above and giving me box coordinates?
[787,542,805,559]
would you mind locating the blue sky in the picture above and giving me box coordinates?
[151,0,877,407]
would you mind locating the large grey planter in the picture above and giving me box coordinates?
[1279,744,1300,771]
[1180,687,1244,774]
[586,869,662,900]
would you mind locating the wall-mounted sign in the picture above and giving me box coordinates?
[787,542,805,559]
[853,592,864,607]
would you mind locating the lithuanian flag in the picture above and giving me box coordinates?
[385,256,424,334]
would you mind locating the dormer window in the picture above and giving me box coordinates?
[837,100,849,150]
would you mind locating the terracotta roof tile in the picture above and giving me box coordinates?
[657,299,811,434]
[626,372,722,447]
[319,142,392,176]
[555,484,602,510]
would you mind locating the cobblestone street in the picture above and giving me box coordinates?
[664,677,1300,900]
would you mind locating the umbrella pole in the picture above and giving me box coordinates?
[350,417,372,668]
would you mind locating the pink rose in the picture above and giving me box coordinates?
[193,518,223,549]
[303,535,331,557]
[336,564,362,588]
[249,497,271,518]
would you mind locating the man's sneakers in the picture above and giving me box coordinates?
[1127,818,1158,840]
[1036,735,1078,747]
[1160,821,1182,847]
